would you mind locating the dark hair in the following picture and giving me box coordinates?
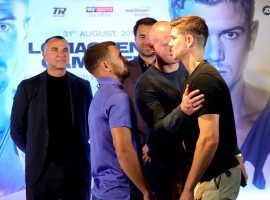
[171,15,209,47]
[168,0,255,25]
[133,17,157,36]
[42,36,68,52]
[84,41,116,74]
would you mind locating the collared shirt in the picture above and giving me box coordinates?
[138,55,149,73]
[89,77,137,200]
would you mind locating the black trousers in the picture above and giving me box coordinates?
[26,162,90,200]
[144,161,182,200]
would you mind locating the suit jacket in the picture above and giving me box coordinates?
[10,71,92,187]
[124,57,149,143]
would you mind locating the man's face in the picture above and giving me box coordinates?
[135,24,155,57]
[42,38,70,73]
[108,45,129,80]
[178,1,255,88]
[0,0,28,93]
[152,26,179,64]
[170,27,188,61]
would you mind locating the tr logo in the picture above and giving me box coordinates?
[263,6,270,15]
[53,7,67,16]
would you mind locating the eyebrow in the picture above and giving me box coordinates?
[50,47,69,50]
[220,26,246,34]
[0,17,16,21]
[0,11,17,21]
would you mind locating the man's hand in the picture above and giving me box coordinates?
[180,188,194,200]
[142,144,151,163]
[236,153,248,185]
[181,84,204,115]
[143,191,157,200]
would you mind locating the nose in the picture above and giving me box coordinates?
[168,39,173,47]
[57,51,67,57]
[204,36,224,64]
[143,35,151,45]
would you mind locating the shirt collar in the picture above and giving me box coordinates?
[138,55,150,73]
[97,77,123,88]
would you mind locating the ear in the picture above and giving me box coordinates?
[186,34,194,48]
[42,51,45,60]
[101,62,111,72]
[248,20,259,51]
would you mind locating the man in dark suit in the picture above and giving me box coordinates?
[124,17,157,145]
[10,36,92,200]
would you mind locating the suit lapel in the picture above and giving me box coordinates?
[39,71,48,128]
[67,72,76,127]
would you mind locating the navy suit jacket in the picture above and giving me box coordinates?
[10,71,92,187]
[124,57,149,142]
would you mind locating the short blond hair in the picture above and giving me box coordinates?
[171,15,208,47]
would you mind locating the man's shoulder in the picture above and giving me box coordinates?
[127,57,139,67]
[199,62,220,75]
[67,71,89,83]
[20,71,46,85]
[95,87,130,108]
[126,57,142,75]
[110,91,130,103]
[15,72,46,95]
[136,66,159,84]
[188,63,228,94]
[67,71,91,88]
[135,67,163,96]
[101,85,129,100]
[191,62,221,81]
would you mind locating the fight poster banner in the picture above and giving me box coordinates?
[0,0,269,199]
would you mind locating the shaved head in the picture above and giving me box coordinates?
[149,21,171,45]
[149,21,178,65]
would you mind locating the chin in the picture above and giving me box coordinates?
[172,55,178,61]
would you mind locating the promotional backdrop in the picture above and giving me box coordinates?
[0,0,269,199]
